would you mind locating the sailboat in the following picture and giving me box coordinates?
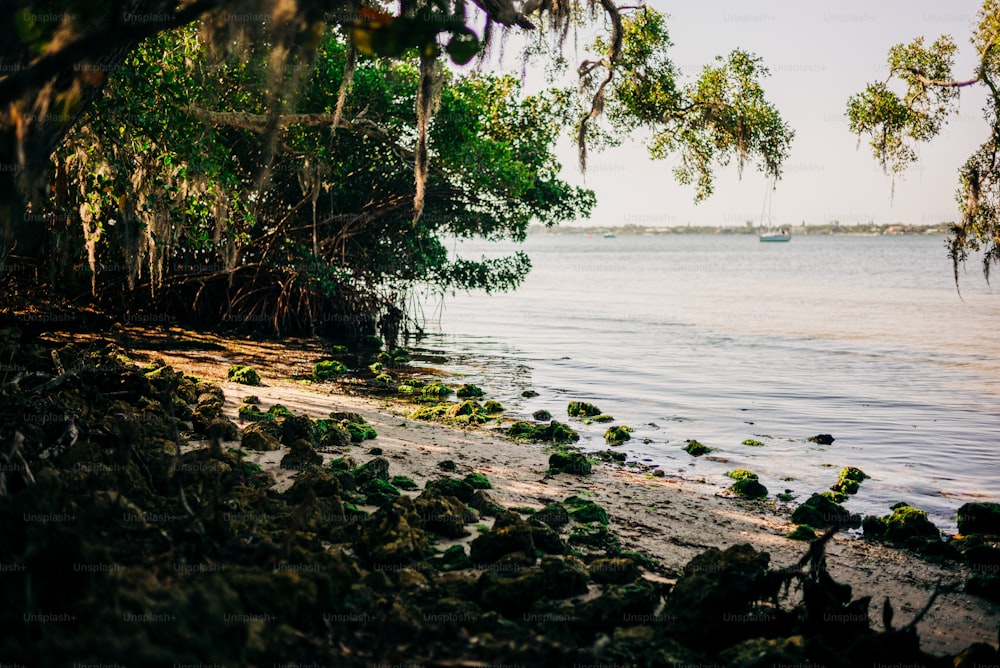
[757,182,790,242]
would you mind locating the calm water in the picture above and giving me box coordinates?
[413,234,1000,532]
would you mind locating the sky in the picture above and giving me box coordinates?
[492,0,990,228]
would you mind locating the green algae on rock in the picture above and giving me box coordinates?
[464,472,492,489]
[728,477,768,499]
[830,466,868,496]
[957,502,1000,536]
[506,420,580,443]
[547,450,593,476]
[456,384,485,398]
[227,364,261,385]
[483,400,504,414]
[313,359,349,380]
[726,469,759,481]
[532,409,552,421]
[862,502,942,550]
[584,413,615,424]
[564,495,610,525]
[420,382,453,400]
[785,525,817,541]
[567,401,602,417]
[741,438,765,447]
[791,493,861,529]
[604,425,633,445]
[684,439,712,456]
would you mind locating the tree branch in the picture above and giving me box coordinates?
[900,68,980,89]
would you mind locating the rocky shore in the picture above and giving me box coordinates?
[1,326,998,667]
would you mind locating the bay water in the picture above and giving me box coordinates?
[413,233,1000,532]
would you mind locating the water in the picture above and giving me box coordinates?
[412,233,1000,532]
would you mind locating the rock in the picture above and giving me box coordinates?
[534,503,569,529]
[463,472,492,489]
[791,493,860,529]
[431,545,472,572]
[356,495,429,565]
[391,475,419,491]
[568,525,619,550]
[241,422,281,451]
[280,414,317,447]
[477,566,546,615]
[456,384,484,398]
[191,400,223,434]
[965,574,1000,603]
[280,439,322,471]
[361,478,401,507]
[683,439,711,456]
[604,425,633,445]
[426,477,475,503]
[564,496,609,525]
[437,459,457,472]
[313,359,348,379]
[318,424,351,450]
[420,382,452,399]
[284,469,341,503]
[521,389,540,397]
[328,411,366,423]
[414,490,476,537]
[785,525,816,541]
[593,449,627,463]
[328,455,358,471]
[482,400,504,414]
[469,511,535,564]
[588,556,641,584]
[227,364,261,386]
[540,555,589,598]
[532,409,552,421]
[729,478,768,499]
[957,502,1000,536]
[547,451,592,476]
[467,489,503,517]
[205,416,239,442]
[529,520,567,555]
[507,420,580,443]
[567,401,602,417]
[719,636,810,668]
[862,503,941,548]
[353,457,390,485]
[807,433,835,445]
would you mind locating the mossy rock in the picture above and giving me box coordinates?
[808,433,835,444]
[463,472,492,490]
[593,449,627,463]
[588,556,642,585]
[567,401,602,417]
[830,477,860,496]
[425,477,475,503]
[432,545,472,571]
[227,364,261,386]
[729,478,768,499]
[786,525,817,541]
[396,384,415,395]
[482,400,504,414]
[268,404,293,418]
[437,459,458,472]
[411,403,451,421]
[238,404,273,422]
[604,425,633,445]
[684,439,711,456]
[318,423,351,450]
[469,489,504,517]
[455,384,484,398]
[240,395,260,405]
[742,438,765,447]
[529,520,567,555]
[568,524,619,550]
[966,574,1000,603]
[241,422,281,451]
[391,475,419,491]
[957,502,1000,536]
[862,503,941,548]
[355,495,428,565]
[564,495,609,525]
[791,493,861,529]
[506,420,579,443]
[313,359,349,380]
[521,389,540,397]
[280,414,317,447]
[280,440,322,471]
[469,511,536,564]
[360,478,401,507]
[353,457,390,485]
[414,489,477,537]
[585,414,615,424]
[343,421,377,442]
[548,451,592,476]
[534,502,569,529]
[726,469,759,481]
[421,382,453,400]
[532,409,552,421]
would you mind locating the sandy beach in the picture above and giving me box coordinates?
[112,326,1000,657]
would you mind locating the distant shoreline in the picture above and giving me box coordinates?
[530,222,949,236]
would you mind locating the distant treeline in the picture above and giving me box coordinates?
[530,223,951,236]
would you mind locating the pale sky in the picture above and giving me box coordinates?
[498,0,990,227]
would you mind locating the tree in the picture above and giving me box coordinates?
[44,26,592,341]
[847,1,1000,282]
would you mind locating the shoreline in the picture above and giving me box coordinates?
[110,326,1000,657]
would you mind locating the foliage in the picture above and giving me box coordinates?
[848,2,1000,281]
[587,8,794,200]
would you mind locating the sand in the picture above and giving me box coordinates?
[116,326,999,657]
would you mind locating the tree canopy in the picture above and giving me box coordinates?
[1,1,794,339]
[848,0,1000,282]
